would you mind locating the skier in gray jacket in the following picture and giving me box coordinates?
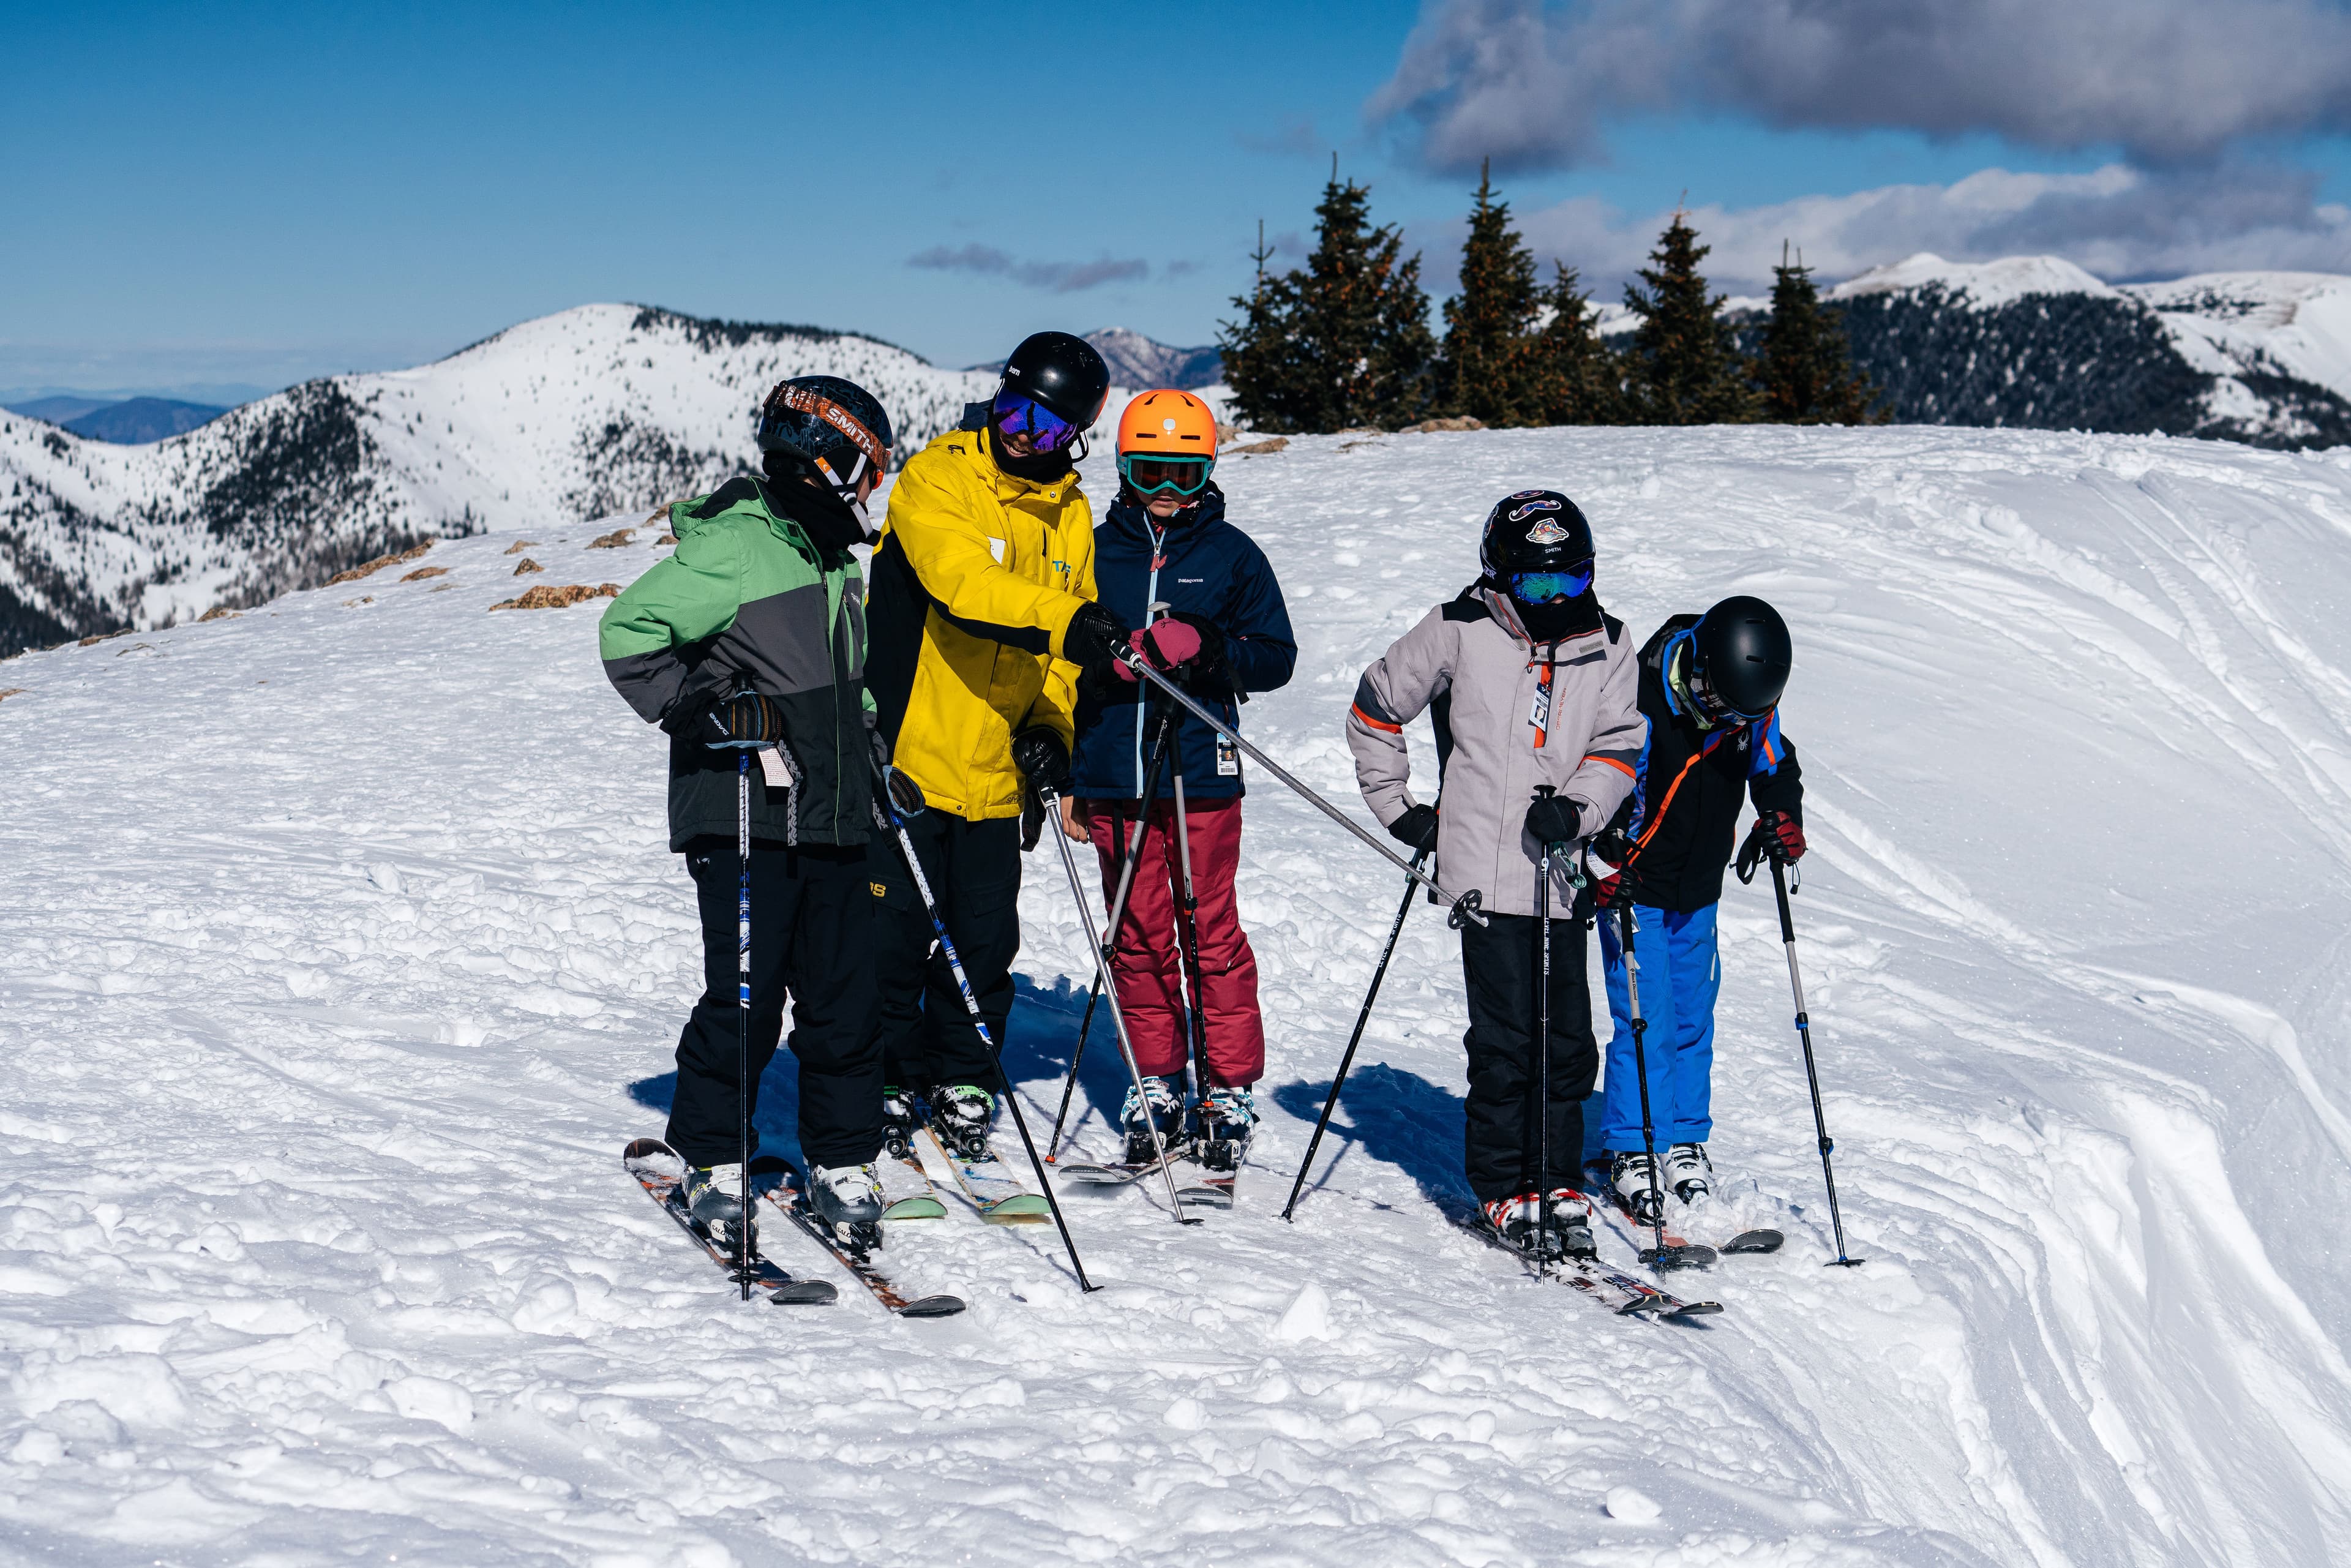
[1345,490,1644,1259]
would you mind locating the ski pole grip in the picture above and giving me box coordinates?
[1771,860,1798,943]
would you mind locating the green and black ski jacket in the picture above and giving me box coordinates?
[598,476,876,851]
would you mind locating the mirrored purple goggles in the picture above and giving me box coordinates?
[1508,562,1594,602]
[992,390,1084,452]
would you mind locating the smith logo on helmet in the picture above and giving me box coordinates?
[1509,497,1564,522]
[1524,518,1573,544]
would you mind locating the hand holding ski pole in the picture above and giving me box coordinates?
[1111,644,1487,928]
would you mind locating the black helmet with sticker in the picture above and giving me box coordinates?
[1479,489,1594,582]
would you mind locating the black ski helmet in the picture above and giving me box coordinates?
[1478,489,1594,583]
[1690,595,1792,720]
[756,375,895,494]
[999,331,1111,427]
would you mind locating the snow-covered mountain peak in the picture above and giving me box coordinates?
[1829,251,2116,307]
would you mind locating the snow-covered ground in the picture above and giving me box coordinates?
[6,424,2351,1565]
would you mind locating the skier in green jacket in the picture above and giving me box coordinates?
[598,376,899,1250]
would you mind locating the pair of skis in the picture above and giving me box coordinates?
[623,1139,963,1317]
[1057,1133,1246,1211]
[1583,1160,1785,1267]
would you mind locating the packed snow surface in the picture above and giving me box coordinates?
[7,424,2351,1565]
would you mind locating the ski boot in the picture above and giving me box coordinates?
[1610,1150,1667,1225]
[1196,1084,1257,1172]
[1540,1187,1598,1259]
[1664,1142,1712,1203]
[929,1084,995,1160]
[880,1086,920,1160]
[684,1163,757,1252]
[808,1162,887,1251]
[1120,1075,1187,1165]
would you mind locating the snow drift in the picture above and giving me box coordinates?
[4,423,2350,1565]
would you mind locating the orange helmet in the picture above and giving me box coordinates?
[1116,389,1218,498]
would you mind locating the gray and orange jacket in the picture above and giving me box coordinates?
[1607,613,1803,913]
[1346,583,1644,919]
[598,476,876,851]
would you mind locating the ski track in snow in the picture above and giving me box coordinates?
[4,426,2351,1566]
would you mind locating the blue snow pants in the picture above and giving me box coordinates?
[1596,901,1719,1149]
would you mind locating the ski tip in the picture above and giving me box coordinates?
[1641,1244,1719,1270]
[898,1295,966,1318]
[1666,1300,1726,1318]
[622,1136,674,1164]
[1174,1188,1233,1210]
[1722,1228,1785,1255]
[768,1281,839,1306]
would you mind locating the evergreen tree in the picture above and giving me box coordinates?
[1218,167,1436,432]
[1757,243,1878,424]
[1439,160,1544,426]
[1622,211,1755,426]
[1531,263,1624,425]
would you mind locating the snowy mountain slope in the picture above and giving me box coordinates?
[1828,255,2351,448]
[0,305,1015,656]
[6,426,2351,1564]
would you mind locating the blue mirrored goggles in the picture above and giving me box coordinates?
[1118,453,1215,497]
[992,390,1084,452]
[1507,563,1594,602]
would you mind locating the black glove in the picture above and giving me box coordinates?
[1010,726,1070,795]
[1062,602,1134,688]
[686,691,786,749]
[869,726,925,819]
[1168,610,1231,694]
[1524,792,1582,848]
[1586,827,1630,907]
[1387,802,1441,853]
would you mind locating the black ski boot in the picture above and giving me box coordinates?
[684,1163,757,1253]
[880,1085,920,1160]
[1196,1084,1257,1172]
[1119,1075,1186,1165]
[929,1085,995,1160]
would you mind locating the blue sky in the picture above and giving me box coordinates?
[7,0,2350,401]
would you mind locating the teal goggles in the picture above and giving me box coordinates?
[1118,453,1215,498]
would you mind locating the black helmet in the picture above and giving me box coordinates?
[757,375,895,494]
[1000,331,1111,427]
[1479,489,1594,583]
[1690,595,1791,721]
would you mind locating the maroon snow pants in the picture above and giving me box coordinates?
[1081,795,1265,1086]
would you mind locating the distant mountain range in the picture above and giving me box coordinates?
[6,396,230,443]
[971,328,1224,391]
[1818,257,2351,448]
[0,306,1186,657]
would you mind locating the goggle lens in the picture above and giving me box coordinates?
[1121,455,1213,496]
[1509,563,1593,602]
[992,391,1082,452]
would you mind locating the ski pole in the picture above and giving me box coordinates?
[1169,764,1213,1114]
[1046,698,1177,1159]
[735,750,753,1300]
[876,800,1100,1289]
[1534,800,1554,1281]
[1279,842,1430,1222]
[1769,858,1864,1267]
[1615,901,1697,1271]
[1038,784,1199,1220]
[1111,647,1488,928]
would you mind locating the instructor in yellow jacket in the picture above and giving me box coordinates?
[864,331,1136,1158]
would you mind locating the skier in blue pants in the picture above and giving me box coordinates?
[1586,596,1805,1222]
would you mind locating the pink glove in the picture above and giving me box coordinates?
[1111,619,1203,682]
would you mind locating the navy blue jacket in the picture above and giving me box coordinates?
[1071,486,1296,801]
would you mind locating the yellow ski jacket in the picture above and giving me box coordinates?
[864,416,1098,821]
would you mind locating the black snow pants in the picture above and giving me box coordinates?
[871,812,1021,1092]
[666,836,883,1171]
[1458,911,1599,1205]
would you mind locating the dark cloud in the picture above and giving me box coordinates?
[1368,0,2351,172]
[906,245,1150,293]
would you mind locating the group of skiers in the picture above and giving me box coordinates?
[597,329,1807,1268]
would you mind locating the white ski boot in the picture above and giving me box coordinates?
[1664,1142,1712,1203]
[1610,1150,1666,1225]
[1478,1189,1594,1261]
[1120,1075,1187,1165]
[808,1163,887,1229]
[684,1163,756,1250]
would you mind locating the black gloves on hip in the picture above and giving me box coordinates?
[1387,803,1441,853]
